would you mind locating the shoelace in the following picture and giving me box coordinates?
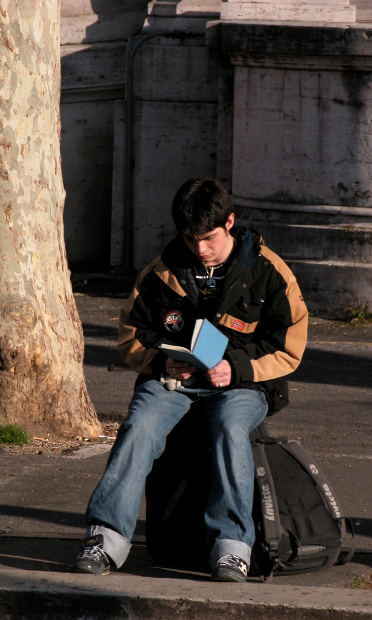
[80,543,108,563]
[216,554,248,576]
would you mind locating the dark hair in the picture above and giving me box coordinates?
[171,178,235,235]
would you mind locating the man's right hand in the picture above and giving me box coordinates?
[165,358,197,380]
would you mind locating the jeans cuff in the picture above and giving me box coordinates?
[209,539,251,567]
[87,524,131,568]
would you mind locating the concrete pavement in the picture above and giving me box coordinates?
[0,286,371,618]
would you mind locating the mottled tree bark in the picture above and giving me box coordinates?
[0,1,102,437]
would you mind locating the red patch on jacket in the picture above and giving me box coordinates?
[164,310,184,332]
[232,319,246,331]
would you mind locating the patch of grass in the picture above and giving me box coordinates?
[0,424,30,445]
[346,572,372,590]
[345,306,372,324]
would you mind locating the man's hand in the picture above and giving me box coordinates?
[166,358,197,380]
[205,359,232,388]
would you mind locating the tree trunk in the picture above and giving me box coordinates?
[0,1,102,438]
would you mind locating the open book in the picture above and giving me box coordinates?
[158,318,228,371]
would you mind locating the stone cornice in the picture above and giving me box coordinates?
[207,21,372,63]
[220,1,355,23]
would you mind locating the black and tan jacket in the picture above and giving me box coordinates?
[118,226,308,413]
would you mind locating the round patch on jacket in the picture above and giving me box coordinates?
[164,310,184,332]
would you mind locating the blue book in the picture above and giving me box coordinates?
[158,318,228,371]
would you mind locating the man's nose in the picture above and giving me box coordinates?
[196,240,206,253]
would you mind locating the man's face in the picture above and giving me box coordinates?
[182,213,235,266]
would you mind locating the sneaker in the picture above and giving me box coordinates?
[211,554,248,582]
[74,534,112,575]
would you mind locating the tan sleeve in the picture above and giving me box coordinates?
[117,260,159,374]
[250,277,308,381]
[250,246,308,381]
[117,257,188,374]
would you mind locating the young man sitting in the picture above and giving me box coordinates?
[74,177,308,582]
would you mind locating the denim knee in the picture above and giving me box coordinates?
[212,416,249,446]
[120,412,166,458]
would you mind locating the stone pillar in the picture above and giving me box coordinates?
[124,0,228,272]
[60,0,147,270]
[213,21,372,317]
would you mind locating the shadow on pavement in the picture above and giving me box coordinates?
[0,536,371,586]
[82,323,118,340]
[0,505,84,529]
[292,347,372,388]
[83,339,372,391]
[0,537,212,581]
[84,343,124,367]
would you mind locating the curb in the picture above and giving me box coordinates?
[1,571,372,619]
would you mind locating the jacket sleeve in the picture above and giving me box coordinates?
[224,247,308,384]
[117,259,161,374]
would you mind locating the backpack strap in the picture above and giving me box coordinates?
[251,440,282,578]
[337,516,356,565]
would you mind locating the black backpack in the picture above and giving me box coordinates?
[145,404,354,579]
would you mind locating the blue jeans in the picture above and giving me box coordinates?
[86,379,268,568]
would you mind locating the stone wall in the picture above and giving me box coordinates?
[60,0,148,270]
[60,1,372,315]
[215,21,372,316]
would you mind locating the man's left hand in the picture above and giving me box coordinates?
[205,359,232,388]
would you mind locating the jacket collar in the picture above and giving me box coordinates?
[161,235,199,304]
[232,224,262,269]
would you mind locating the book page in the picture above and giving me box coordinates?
[190,318,203,351]
[158,343,191,354]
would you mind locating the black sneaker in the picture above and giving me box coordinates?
[74,534,111,575]
[212,554,248,582]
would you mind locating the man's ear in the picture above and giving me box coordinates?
[225,212,235,232]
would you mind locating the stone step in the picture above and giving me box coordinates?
[221,2,356,22]
[242,220,372,316]
[287,259,372,318]
[257,223,372,262]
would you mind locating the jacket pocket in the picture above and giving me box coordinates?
[260,378,289,416]
[235,293,265,323]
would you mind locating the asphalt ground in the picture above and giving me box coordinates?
[0,288,371,618]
